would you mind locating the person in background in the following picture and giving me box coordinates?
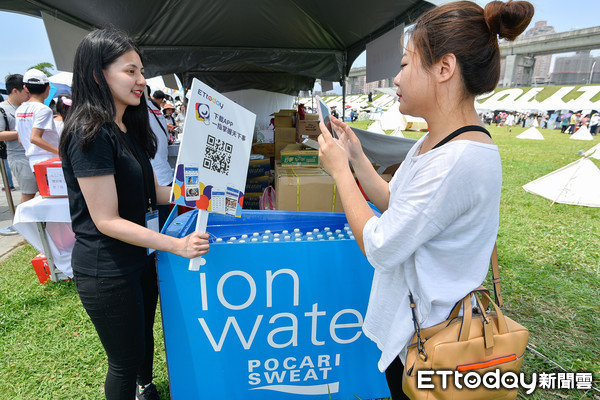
[0,74,37,203]
[15,68,59,172]
[174,103,186,132]
[589,112,599,135]
[59,28,209,400]
[317,1,533,398]
[161,103,177,137]
[330,105,339,119]
[0,74,38,236]
[151,90,166,110]
[146,86,173,229]
[53,94,72,135]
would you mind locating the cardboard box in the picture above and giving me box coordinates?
[296,119,321,141]
[245,175,270,193]
[271,110,297,128]
[275,127,297,143]
[275,162,343,213]
[273,109,297,117]
[251,142,275,158]
[304,113,319,121]
[281,145,319,168]
[33,157,67,198]
[275,140,296,159]
[247,158,270,178]
[242,192,262,210]
[274,116,293,128]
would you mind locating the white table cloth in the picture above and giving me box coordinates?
[13,196,74,278]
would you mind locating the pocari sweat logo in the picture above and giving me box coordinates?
[196,268,365,396]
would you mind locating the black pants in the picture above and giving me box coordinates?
[385,356,411,400]
[74,260,158,400]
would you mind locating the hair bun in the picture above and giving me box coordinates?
[484,0,534,41]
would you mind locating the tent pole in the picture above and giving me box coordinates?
[342,78,346,121]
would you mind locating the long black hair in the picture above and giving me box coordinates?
[60,28,156,158]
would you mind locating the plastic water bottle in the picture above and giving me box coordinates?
[252,232,260,239]
[282,230,289,235]
[316,234,324,241]
[241,234,249,240]
[262,235,271,242]
[251,238,259,243]
[283,235,292,242]
[323,227,331,233]
[227,237,237,243]
[215,238,223,243]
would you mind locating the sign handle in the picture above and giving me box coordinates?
[188,209,209,271]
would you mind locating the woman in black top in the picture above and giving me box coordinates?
[60,28,209,400]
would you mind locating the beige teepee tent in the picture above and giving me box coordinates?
[522,158,600,207]
[569,126,593,141]
[516,127,544,140]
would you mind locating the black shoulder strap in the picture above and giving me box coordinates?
[0,107,9,131]
[148,105,169,139]
[432,125,491,150]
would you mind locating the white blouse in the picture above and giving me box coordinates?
[361,134,502,371]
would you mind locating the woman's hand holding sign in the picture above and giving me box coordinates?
[175,232,210,259]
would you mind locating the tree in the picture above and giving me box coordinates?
[27,62,55,77]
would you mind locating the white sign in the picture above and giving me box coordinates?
[46,167,68,196]
[170,79,256,217]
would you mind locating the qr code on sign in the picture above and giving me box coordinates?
[203,135,233,174]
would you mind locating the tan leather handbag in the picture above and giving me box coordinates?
[402,245,529,399]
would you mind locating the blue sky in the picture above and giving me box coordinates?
[0,0,599,81]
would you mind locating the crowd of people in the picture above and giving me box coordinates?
[480,110,599,134]
[0,69,188,228]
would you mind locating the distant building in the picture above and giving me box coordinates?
[551,51,600,84]
[499,21,555,86]
[345,66,393,95]
[525,22,555,85]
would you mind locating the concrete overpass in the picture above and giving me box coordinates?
[499,26,600,87]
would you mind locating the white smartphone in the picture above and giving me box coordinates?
[315,94,339,139]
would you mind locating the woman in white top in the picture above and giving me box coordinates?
[317,1,534,398]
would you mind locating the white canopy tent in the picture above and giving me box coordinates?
[523,158,600,207]
[516,127,544,140]
[583,143,600,159]
[570,126,594,141]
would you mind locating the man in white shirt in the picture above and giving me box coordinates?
[146,87,172,186]
[0,74,38,203]
[147,87,174,228]
[15,69,59,171]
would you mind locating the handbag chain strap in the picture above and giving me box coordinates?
[409,242,502,361]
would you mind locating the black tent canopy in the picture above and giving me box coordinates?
[1,0,435,95]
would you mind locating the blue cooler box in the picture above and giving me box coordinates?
[157,209,389,400]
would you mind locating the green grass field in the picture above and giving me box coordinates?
[1,124,599,399]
